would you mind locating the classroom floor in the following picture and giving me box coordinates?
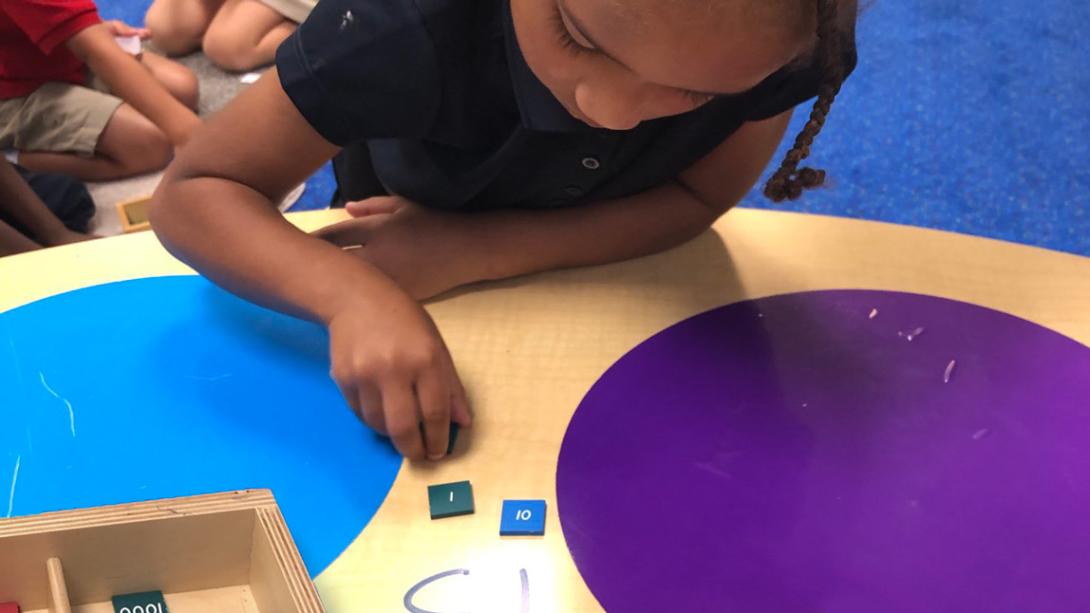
[95,0,1090,256]
[83,51,334,234]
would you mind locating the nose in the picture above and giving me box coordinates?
[573,80,648,131]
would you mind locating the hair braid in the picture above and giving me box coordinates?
[763,0,845,202]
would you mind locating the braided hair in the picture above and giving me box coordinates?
[763,0,845,202]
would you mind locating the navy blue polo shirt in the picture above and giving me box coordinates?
[276,0,857,210]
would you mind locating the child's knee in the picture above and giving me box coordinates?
[145,1,205,56]
[202,28,261,72]
[176,69,199,111]
[161,61,200,110]
[122,122,174,173]
[89,106,170,177]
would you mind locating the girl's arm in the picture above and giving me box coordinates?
[320,111,793,298]
[476,110,794,280]
[149,71,470,461]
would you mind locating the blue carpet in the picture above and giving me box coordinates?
[99,0,1090,255]
[744,0,1090,256]
[291,162,336,211]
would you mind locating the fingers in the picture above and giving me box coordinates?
[448,375,472,428]
[383,383,426,460]
[333,376,359,414]
[111,21,149,38]
[312,216,388,248]
[358,383,387,435]
[327,307,465,462]
[440,351,472,428]
[346,196,405,218]
[416,367,451,460]
[333,368,387,434]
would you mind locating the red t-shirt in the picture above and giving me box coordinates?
[0,0,103,99]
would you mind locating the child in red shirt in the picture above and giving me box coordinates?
[1,0,201,180]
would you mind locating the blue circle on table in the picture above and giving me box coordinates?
[0,276,402,576]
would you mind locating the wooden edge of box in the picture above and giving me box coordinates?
[115,195,152,233]
[0,490,273,537]
[255,507,326,613]
[0,489,325,611]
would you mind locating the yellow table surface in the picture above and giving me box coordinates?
[2,208,1088,612]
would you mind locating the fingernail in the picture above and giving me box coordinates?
[428,453,444,461]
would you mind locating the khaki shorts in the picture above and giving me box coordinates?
[0,81,123,156]
[260,0,317,24]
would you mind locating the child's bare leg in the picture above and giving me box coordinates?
[18,105,173,181]
[140,52,200,111]
[202,0,296,72]
[145,0,226,56]
[0,220,42,256]
[0,159,95,246]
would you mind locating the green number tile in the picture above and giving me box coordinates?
[112,590,168,613]
[428,480,474,519]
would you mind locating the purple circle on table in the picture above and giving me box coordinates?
[557,290,1090,612]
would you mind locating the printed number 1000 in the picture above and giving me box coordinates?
[119,605,164,613]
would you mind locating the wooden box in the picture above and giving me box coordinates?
[0,490,324,612]
[115,196,151,234]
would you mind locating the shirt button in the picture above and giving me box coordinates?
[564,185,584,197]
[581,156,601,170]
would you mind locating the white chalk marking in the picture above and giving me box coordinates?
[39,372,75,436]
[943,359,957,383]
[6,456,21,518]
[184,373,233,382]
[868,308,878,319]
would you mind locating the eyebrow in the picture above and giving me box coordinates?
[558,0,736,97]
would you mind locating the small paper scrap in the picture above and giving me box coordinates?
[240,72,262,84]
[114,35,142,56]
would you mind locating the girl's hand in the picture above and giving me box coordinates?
[328,290,471,460]
[314,197,485,300]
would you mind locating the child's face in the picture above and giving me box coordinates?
[511,0,816,130]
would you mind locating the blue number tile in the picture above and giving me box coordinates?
[500,499,547,536]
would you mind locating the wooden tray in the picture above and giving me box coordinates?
[115,196,151,234]
[0,490,324,612]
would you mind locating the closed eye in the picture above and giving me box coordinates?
[552,9,591,55]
